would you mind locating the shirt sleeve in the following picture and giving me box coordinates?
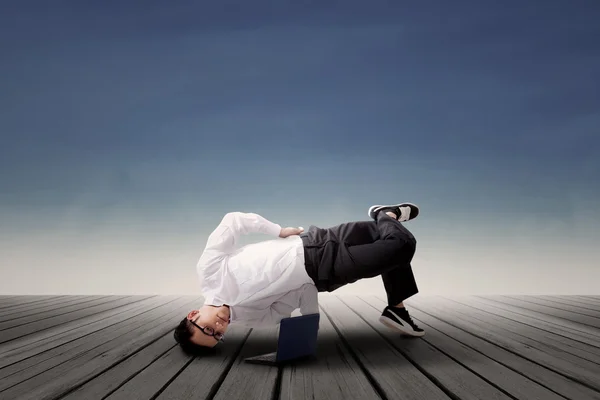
[298,284,319,315]
[231,301,295,327]
[202,212,282,255]
[230,285,319,327]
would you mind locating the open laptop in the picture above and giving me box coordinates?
[244,313,320,366]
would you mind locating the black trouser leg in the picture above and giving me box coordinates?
[303,212,419,303]
[338,212,417,274]
[382,263,419,306]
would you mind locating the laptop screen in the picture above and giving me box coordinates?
[276,313,320,361]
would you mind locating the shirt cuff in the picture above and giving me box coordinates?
[265,222,282,237]
[202,294,216,306]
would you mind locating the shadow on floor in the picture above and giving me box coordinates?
[205,328,442,368]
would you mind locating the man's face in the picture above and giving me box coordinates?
[186,305,231,348]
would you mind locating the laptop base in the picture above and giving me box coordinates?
[244,353,316,366]
[244,352,278,366]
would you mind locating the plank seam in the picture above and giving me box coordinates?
[0,296,125,332]
[271,365,283,400]
[531,296,600,312]
[319,304,387,400]
[48,330,177,400]
[202,328,253,400]
[147,353,197,400]
[0,297,200,399]
[443,297,600,350]
[0,296,156,345]
[0,296,178,372]
[0,296,118,324]
[472,296,600,338]
[336,297,458,400]
[402,302,574,399]
[438,298,600,366]
[0,296,70,311]
[408,302,600,395]
[493,296,600,329]
[353,296,524,400]
[505,296,600,319]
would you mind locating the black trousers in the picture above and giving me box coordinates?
[301,212,419,306]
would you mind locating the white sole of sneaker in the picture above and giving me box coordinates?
[368,203,419,219]
[379,315,425,337]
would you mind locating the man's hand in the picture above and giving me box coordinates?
[279,226,304,238]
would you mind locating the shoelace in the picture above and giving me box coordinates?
[401,310,419,328]
[398,206,411,222]
[407,316,419,328]
[393,307,419,328]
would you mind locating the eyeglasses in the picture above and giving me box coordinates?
[189,319,225,342]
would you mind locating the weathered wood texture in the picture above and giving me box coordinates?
[0,295,599,400]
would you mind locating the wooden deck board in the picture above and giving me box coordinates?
[409,297,600,392]
[440,297,600,362]
[61,331,183,399]
[535,295,600,310]
[0,294,598,400]
[508,295,600,319]
[0,296,168,368]
[0,296,64,310]
[102,336,194,400]
[483,295,600,330]
[0,296,116,331]
[0,296,152,344]
[471,296,600,340]
[405,298,600,400]
[0,296,201,400]
[0,296,85,319]
[360,296,566,400]
[319,295,450,400]
[0,295,114,318]
[279,303,381,400]
[341,296,514,400]
[573,296,600,304]
[0,297,185,391]
[155,326,250,400]
[211,325,280,400]
[446,296,600,348]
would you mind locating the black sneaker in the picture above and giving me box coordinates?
[368,203,419,222]
[379,306,425,337]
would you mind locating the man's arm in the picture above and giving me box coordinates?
[231,300,295,327]
[298,283,319,315]
[231,286,318,326]
[256,285,319,324]
[202,212,282,255]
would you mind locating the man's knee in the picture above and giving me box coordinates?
[393,234,416,260]
[405,235,417,255]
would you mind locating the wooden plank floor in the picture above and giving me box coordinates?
[1,295,600,400]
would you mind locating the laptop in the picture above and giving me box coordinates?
[244,313,320,366]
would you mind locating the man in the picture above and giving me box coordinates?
[174,202,424,353]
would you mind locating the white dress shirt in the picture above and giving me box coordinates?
[197,212,319,327]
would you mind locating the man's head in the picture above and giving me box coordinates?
[174,305,231,353]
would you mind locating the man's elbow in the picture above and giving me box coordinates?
[220,212,248,228]
[222,211,259,224]
[222,212,239,221]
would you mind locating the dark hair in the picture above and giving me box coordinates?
[173,317,217,355]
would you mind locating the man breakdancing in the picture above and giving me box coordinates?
[174,203,424,352]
